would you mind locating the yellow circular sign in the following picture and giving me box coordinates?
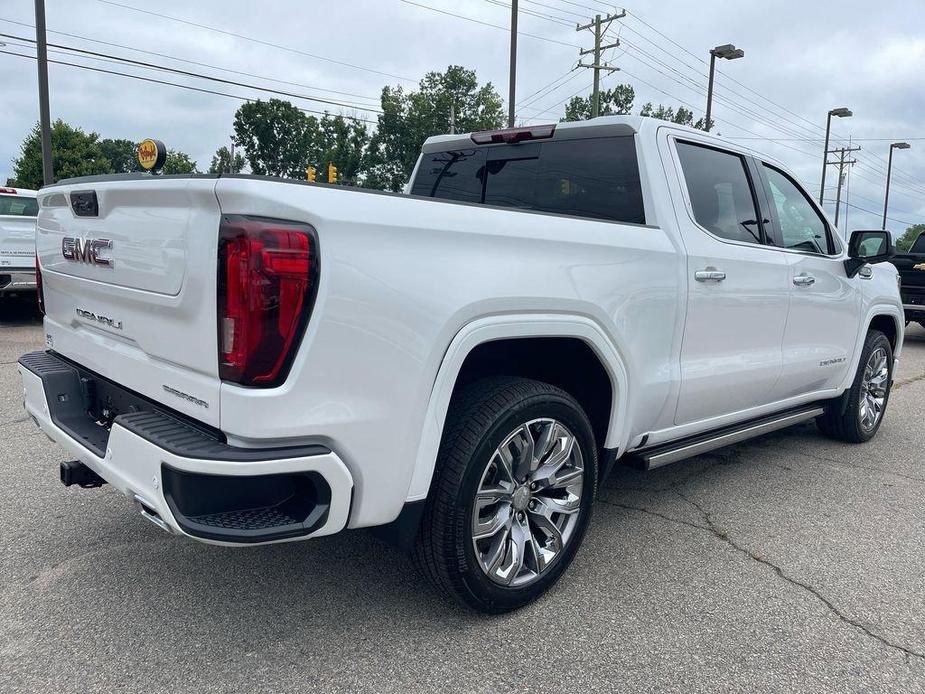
[137,139,167,172]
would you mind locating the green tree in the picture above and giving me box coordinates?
[640,102,710,130]
[313,114,369,183]
[99,138,143,173]
[896,223,925,252]
[161,150,199,174]
[233,99,316,178]
[231,99,368,182]
[562,85,635,122]
[7,120,110,188]
[208,145,246,174]
[364,65,505,191]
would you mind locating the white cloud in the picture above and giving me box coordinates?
[2,0,922,232]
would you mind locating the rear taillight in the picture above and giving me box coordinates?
[35,255,45,316]
[217,215,318,387]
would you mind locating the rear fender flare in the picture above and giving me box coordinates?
[404,314,630,502]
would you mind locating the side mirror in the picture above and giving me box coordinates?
[845,230,895,278]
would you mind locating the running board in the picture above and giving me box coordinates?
[626,406,826,471]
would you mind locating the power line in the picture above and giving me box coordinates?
[0,48,379,125]
[522,0,585,20]
[1,33,383,114]
[94,0,417,83]
[621,9,924,190]
[555,0,617,14]
[0,17,382,104]
[399,0,579,48]
[521,79,594,119]
[517,67,581,108]
[726,136,925,143]
[482,0,573,27]
[822,198,918,227]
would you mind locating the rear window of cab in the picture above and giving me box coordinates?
[0,195,38,216]
[410,136,645,225]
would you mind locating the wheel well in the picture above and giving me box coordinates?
[869,314,898,349]
[452,337,614,453]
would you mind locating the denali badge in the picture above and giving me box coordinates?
[820,356,847,367]
[62,237,113,267]
[162,385,210,409]
[75,307,123,331]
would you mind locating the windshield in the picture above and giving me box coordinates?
[0,195,38,217]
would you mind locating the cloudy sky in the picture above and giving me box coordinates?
[2,0,923,237]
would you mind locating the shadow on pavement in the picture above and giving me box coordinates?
[0,296,42,326]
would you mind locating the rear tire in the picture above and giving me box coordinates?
[413,376,598,613]
[817,330,893,443]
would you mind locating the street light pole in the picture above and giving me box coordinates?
[507,0,518,127]
[704,44,744,132]
[819,107,852,204]
[34,0,53,185]
[882,142,911,229]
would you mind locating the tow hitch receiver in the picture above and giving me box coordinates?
[60,460,106,488]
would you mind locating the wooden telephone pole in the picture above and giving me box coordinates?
[576,10,624,118]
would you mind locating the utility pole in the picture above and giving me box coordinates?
[228,135,235,174]
[507,0,517,127]
[576,10,624,118]
[34,0,53,185]
[449,101,455,134]
[828,145,858,228]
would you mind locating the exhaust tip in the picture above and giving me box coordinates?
[133,494,174,535]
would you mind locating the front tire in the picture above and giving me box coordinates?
[413,377,598,613]
[817,330,893,443]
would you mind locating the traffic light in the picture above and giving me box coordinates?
[306,166,316,182]
[327,162,337,184]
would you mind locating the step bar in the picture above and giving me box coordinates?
[628,405,826,471]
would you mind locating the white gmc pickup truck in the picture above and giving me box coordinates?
[0,186,38,296]
[20,116,903,612]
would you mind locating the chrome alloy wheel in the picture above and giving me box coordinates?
[470,418,584,587]
[859,346,889,432]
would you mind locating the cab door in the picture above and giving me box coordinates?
[756,163,861,398]
[670,139,792,426]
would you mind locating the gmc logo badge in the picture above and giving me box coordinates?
[62,237,113,268]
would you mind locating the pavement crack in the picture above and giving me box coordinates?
[672,489,925,663]
[781,446,925,484]
[894,372,925,389]
[600,492,925,663]
[597,497,711,534]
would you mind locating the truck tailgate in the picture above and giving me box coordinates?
[36,177,223,426]
[0,215,36,269]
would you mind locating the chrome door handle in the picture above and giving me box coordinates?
[695,269,726,282]
[793,274,816,286]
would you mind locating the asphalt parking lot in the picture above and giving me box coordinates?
[1,297,923,694]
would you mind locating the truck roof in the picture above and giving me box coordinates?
[421,114,767,159]
[0,186,38,197]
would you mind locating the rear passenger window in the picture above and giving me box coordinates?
[411,136,646,225]
[676,141,762,244]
